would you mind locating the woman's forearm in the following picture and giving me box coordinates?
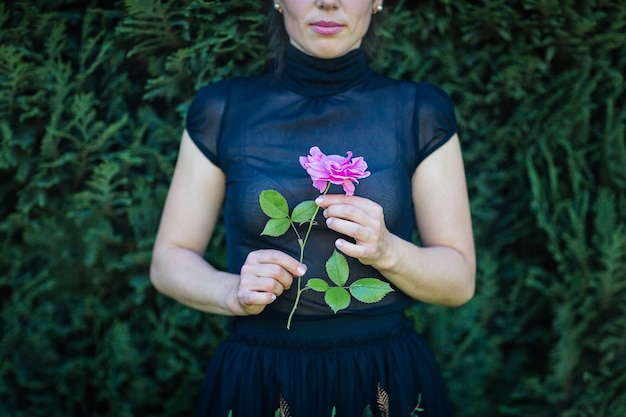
[150,246,245,316]
[375,233,475,306]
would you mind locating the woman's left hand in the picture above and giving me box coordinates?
[314,194,396,271]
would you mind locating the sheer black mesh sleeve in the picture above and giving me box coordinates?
[414,82,458,166]
[185,80,231,168]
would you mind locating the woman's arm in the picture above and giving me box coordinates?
[150,131,305,315]
[315,134,475,306]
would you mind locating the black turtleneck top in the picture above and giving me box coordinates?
[186,44,458,318]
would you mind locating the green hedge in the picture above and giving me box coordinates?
[1,0,625,416]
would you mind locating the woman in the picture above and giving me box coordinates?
[150,1,475,416]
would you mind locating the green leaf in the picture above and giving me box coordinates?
[306,278,329,292]
[325,287,350,313]
[291,200,317,223]
[349,278,394,303]
[361,405,374,417]
[326,250,349,287]
[259,190,289,218]
[260,218,290,237]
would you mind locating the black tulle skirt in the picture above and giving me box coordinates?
[194,311,451,417]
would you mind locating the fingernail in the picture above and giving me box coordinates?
[270,294,276,302]
[315,196,323,205]
[297,265,307,276]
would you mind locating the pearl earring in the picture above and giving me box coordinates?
[273,3,283,13]
[373,4,383,13]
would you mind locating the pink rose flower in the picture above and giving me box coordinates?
[299,146,370,196]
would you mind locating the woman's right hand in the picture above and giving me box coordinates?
[236,249,307,315]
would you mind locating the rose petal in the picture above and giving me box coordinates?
[299,147,369,195]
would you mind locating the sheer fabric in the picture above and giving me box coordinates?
[186,44,458,318]
[195,312,451,417]
[187,44,458,416]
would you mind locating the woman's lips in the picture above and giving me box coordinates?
[310,21,344,35]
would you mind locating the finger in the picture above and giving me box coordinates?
[250,249,307,279]
[240,274,286,296]
[319,196,382,226]
[334,238,371,260]
[315,194,370,210]
[237,288,276,309]
[323,204,365,225]
[241,263,293,290]
[315,194,359,207]
[326,209,385,248]
[238,270,285,304]
[325,216,370,241]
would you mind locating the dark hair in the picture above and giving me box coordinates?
[265,4,386,75]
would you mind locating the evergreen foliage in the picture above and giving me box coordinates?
[1,0,624,416]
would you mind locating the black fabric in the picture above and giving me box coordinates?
[195,312,451,417]
[186,45,457,318]
[186,45,458,416]
[278,43,372,96]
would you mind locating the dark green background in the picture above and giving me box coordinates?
[1,0,625,416]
